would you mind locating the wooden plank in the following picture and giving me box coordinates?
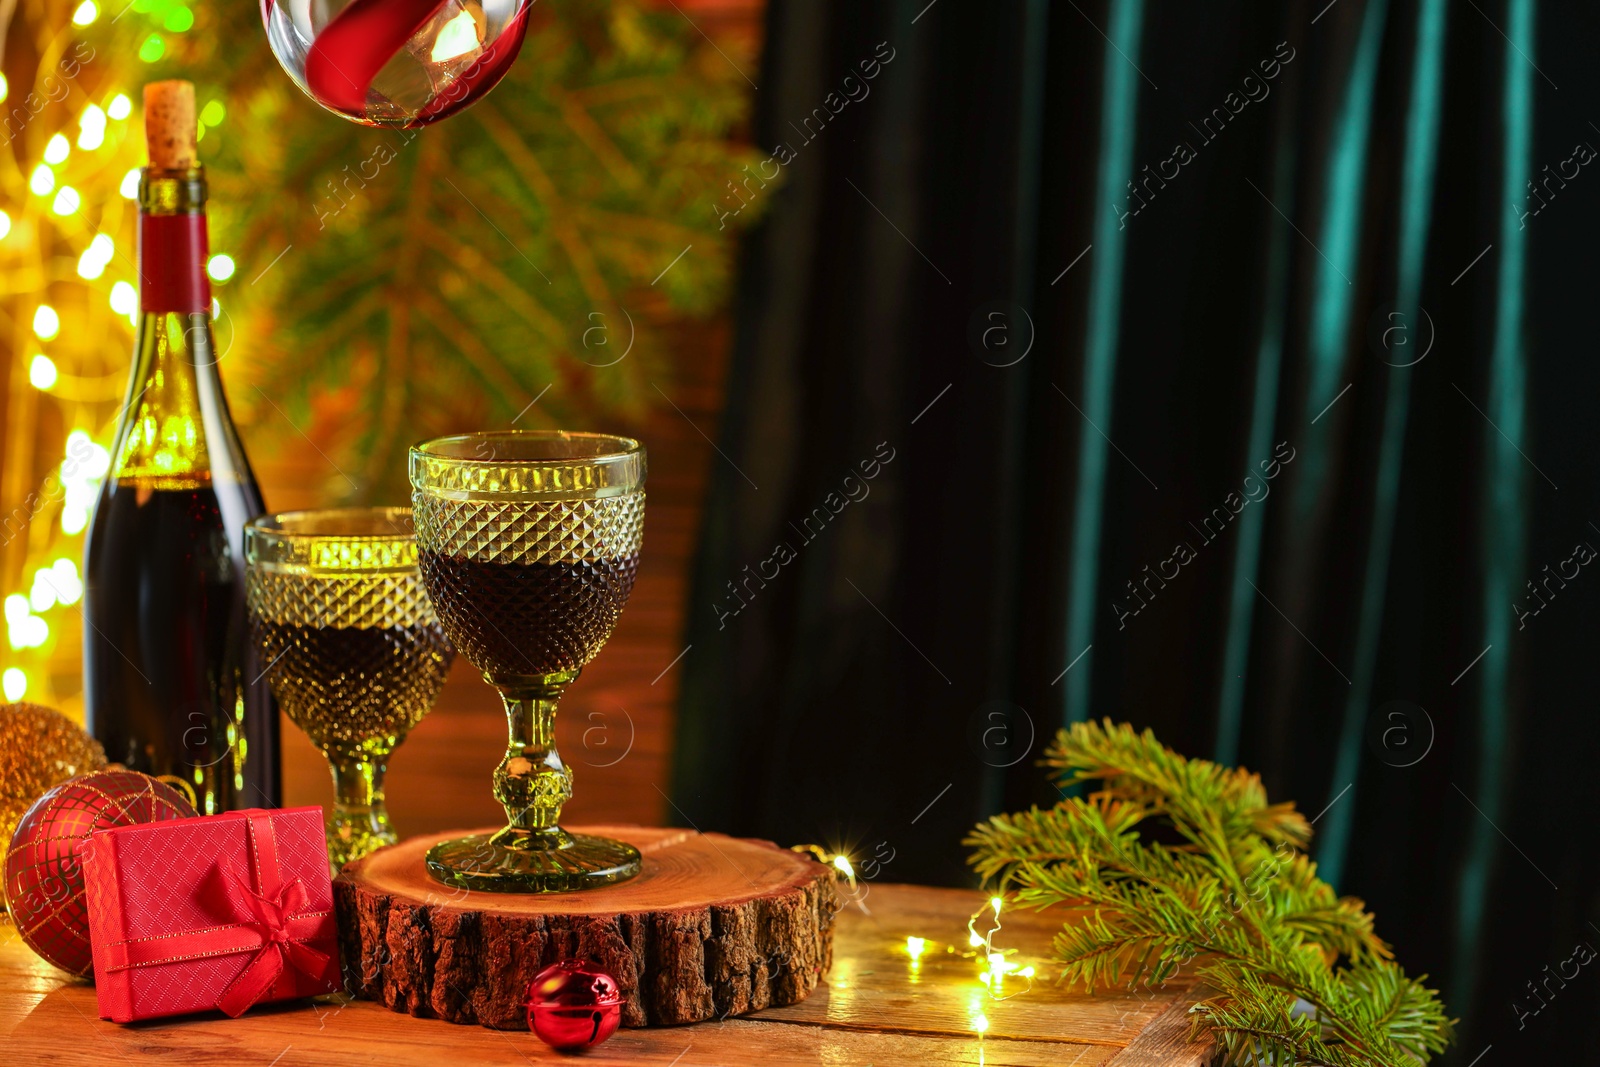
[5,992,1118,1067]
[754,884,1201,1047]
[1106,994,1219,1066]
[0,882,1212,1065]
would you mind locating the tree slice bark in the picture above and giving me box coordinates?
[335,825,840,1029]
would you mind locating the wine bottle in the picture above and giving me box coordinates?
[84,81,280,813]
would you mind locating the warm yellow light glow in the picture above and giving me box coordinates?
[29,573,56,613]
[52,186,81,215]
[0,73,8,105]
[72,0,98,25]
[79,238,111,279]
[207,254,236,282]
[120,168,141,198]
[78,104,107,149]
[1018,966,1035,978]
[968,930,986,948]
[2,668,25,702]
[0,210,10,240]
[430,10,481,61]
[51,560,83,606]
[29,355,58,390]
[985,953,1022,981]
[990,896,1003,915]
[110,280,137,316]
[59,434,107,535]
[33,305,60,339]
[4,594,47,650]
[108,93,132,120]
[44,133,70,164]
[31,165,56,196]
[831,854,855,879]
[972,1012,989,1035]
[906,936,926,960]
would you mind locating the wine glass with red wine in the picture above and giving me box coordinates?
[245,507,454,873]
[409,431,645,892]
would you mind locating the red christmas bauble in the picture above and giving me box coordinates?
[262,0,533,128]
[526,959,624,1051]
[3,771,194,975]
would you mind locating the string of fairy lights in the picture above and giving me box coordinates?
[2,0,234,710]
[798,848,1037,1043]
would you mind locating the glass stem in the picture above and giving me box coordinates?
[328,750,392,850]
[494,673,576,833]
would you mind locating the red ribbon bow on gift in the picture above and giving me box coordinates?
[212,866,333,1017]
[103,811,336,1018]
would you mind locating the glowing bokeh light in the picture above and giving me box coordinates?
[29,355,58,390]
[110,280,138,317]
[33,305,60,340]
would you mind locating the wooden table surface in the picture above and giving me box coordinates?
[1,881,1216,1066]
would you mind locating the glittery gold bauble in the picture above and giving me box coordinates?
[0,703,107,910]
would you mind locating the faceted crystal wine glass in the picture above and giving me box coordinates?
[409,431,645,893]
[245,508,454,872]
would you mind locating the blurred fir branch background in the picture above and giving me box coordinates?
[112,0,765,499]
[0,0,763,709]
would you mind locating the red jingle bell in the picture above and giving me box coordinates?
[526,959,624,1052]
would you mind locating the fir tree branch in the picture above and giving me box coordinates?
[550,84,647,191]
[966,720,1454,1067]
[476,103,616,310]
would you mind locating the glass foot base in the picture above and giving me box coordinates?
[424,827,642,893]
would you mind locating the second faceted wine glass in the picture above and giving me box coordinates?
[245,507,454,871]
[410,431,645,893]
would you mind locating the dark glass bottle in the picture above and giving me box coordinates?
[83,161,279,813]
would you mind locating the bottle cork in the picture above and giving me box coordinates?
[143,80,197,169]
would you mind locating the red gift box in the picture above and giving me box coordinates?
[82,806,342,1022]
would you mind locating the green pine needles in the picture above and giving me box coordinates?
[965,721,1454,1067]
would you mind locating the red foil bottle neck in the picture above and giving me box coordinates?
[138,212,211,315]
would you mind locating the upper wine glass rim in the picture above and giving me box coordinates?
[412,430,644,464]
[248,506,414,540]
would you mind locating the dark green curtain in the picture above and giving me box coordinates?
[672,0,1598,1059]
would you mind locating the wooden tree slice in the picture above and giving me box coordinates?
[335,825,840,1029]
